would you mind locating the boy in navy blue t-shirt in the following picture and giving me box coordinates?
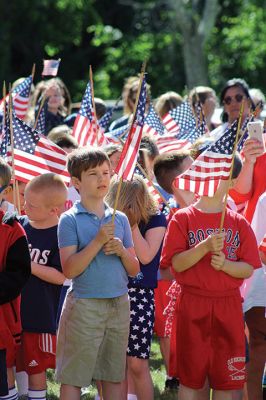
[17,173,67,400]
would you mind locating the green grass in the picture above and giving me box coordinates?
[46,337,178,399]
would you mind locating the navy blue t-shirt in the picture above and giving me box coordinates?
[129,212,167,289]
[19,216,62,334]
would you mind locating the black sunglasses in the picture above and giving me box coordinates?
[223,94,246,105]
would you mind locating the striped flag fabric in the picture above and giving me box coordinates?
[115,76,147,180]
[0,76,32,120]
[0,112,70,184]
[72,81,106,147]
[155,132,192,153]
[173,120,238,197]
[143,104,166,137]
[162,101,196,134]
[42,59,61,76]
[104,124,130,144]
[259,234,266,252]
[35,97,48,134]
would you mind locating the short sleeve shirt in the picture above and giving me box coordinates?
[58,202,133,298]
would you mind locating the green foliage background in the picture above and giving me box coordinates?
[0,0,266,102]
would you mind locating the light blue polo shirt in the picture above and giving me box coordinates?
[58,201,133,298]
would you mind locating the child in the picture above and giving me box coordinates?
[56,147,139,400]
[160,160,262,400]
[0,157,31,400]
[16,173,67,400]
[106,174,167,400]
[152,151,194,390]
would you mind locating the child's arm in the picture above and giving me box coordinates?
[211,251,253,278]
[31,262,66,285]
[131,225,166,265]
[172,233,225,272]
[103,238,139,276]
[60,222,114,279]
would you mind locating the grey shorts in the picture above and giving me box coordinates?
[56,291,130,387]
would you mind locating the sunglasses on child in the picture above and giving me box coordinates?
[223,94,246,105]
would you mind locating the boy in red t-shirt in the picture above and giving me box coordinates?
[161,167,261,399]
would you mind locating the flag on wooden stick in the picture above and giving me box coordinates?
[42,59,61,76]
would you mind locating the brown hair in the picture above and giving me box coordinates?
[106,174,158,224]
[155,91,183,118]
[0,157,12,187]
[153,151,190,194]
[67,147,110,180]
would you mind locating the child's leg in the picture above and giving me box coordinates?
[59,384,81,400]
[101,381,122,400]
[127,357,153,400]
[212,390,234,399]
[178,384,199,400]
[28,372,46,400]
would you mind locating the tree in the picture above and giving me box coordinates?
[168,0,219,88]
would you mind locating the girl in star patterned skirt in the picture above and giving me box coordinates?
[106,174,167,400]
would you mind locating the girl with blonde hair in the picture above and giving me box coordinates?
[106,174,167,400]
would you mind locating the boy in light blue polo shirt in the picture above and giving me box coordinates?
[56,147,139,400]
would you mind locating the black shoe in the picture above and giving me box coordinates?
[165,377,179,390]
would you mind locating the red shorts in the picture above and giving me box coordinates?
[16,332,56,375]
[170,286,246,390]
[154,280,173,337]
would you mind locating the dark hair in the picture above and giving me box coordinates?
[140,135,159,160]
[220,78,253,122]
[47,125,78,149]
[153,151,190,194]
[67,147,110,179]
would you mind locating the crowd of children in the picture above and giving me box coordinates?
[0,74,265,400]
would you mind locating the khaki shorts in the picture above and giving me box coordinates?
[56,291,130,387]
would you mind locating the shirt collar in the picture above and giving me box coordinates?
[74,201,113,219]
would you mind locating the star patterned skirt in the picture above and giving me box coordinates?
[127,286,155,359]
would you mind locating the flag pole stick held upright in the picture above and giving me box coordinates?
[8,84,19,212]
[31,63,36,80]
[219,101,244,232]
[111,62,147,223]
[89,66,98,145]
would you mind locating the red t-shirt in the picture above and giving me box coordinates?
[230,152,266,223]
[160,205,261,291]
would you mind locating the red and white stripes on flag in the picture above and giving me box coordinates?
[42,59,61,77]
[155,133,192,153]
[259,234,266,253]
[0,76,32,120]
[1,112,70,184]
[72,81,107,147]
[115,76,147,180]
[162,112,180,133]
[174,121,238,197]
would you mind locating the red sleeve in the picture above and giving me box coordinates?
[160,211,188,269]
[238,217,261,269]
[229,187,252,205]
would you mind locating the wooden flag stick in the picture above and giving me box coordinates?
[111,63,147,224]
[8,85,18,211]
[219,101,244,232]
[15,180,21,215]
[31,63,36,80]
[33,95,47,131]
[2,82,6,132]
[89,66,99,146]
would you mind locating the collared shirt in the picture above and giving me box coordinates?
[58,201,133,298]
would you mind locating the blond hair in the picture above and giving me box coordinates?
[0,157,12,187]
[106,174,158,224]
[25,173,67,208]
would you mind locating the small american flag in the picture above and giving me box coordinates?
[72,81,106,147]
[0,76,32,120]
[155,132,192,153]
[42,59,61,76]
[35,97,48,134]
[115,76,147,180]
[0,112,70,184]
[194,101,208,136]
[174,120,239,197]
[143,104,166,137]
[162,101,193,133]
[104,124,130,144]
